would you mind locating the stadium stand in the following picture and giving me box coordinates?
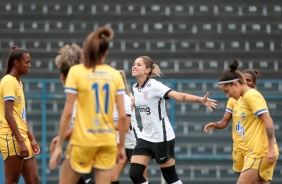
[0,0,281,183]
[1,1,282,79]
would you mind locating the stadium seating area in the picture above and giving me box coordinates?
[1,1,282,79]
[0,0,282,183]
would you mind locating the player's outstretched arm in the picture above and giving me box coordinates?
[168,91,217,111]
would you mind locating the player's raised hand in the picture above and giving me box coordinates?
[202,92,217,111]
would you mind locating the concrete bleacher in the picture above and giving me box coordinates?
[0,0,282,183]
[0,1,282,79]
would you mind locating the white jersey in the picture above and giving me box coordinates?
[133,78,175,143]
[114,94,140,149]
[126,107,141,148]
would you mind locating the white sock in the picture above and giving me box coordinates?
[141,182,149,184]
[172,180,183,184]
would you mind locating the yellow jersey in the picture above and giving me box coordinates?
[0,75,27,135]
[226,97,247,152]
[240,88,279,157]
[65,64,125,147]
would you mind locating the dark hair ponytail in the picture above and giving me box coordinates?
[5,46,28,75]
[229,59,239,72]
[219,59,244,85]
[83,26,114,69]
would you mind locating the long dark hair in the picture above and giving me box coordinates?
[83,26,114,69]
[5,46,28,75]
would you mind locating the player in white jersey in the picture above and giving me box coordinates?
[111,70,150,184]
[113,94,138,149]
[129,56,217,184]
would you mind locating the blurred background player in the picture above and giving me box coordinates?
[49,44,94,184]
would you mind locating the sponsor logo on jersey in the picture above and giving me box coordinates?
[137,106,151,115]
[235,121,245,136]
[87,128,114,134]
[22,108,26,120]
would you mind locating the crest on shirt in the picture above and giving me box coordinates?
[147,83,151,88]
[18,96,21,102]
[143,91,149,100]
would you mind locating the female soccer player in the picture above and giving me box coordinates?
[0,46,40,184]
[49,26,128,184]
[204,64,260,175]
[49,44,94,184]
[218,60,279,184]
[129,56,217,184]
[111,70,150,184]
[49,44,82,155]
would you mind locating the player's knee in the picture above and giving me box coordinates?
[24,175,40,184]
[129,163,147,183]
[111,171,120,181]
[34,176,40,184]
[6,175,21,184]
[161,165,182,184]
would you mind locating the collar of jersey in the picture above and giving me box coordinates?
[136,78,150,89]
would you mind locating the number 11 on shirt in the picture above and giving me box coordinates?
[92,83,110,114]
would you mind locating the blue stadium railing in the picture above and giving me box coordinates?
[0,79,281,184]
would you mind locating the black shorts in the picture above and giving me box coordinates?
[80,168,94,184]
[126,148,134,162]
[132,138,175,164]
